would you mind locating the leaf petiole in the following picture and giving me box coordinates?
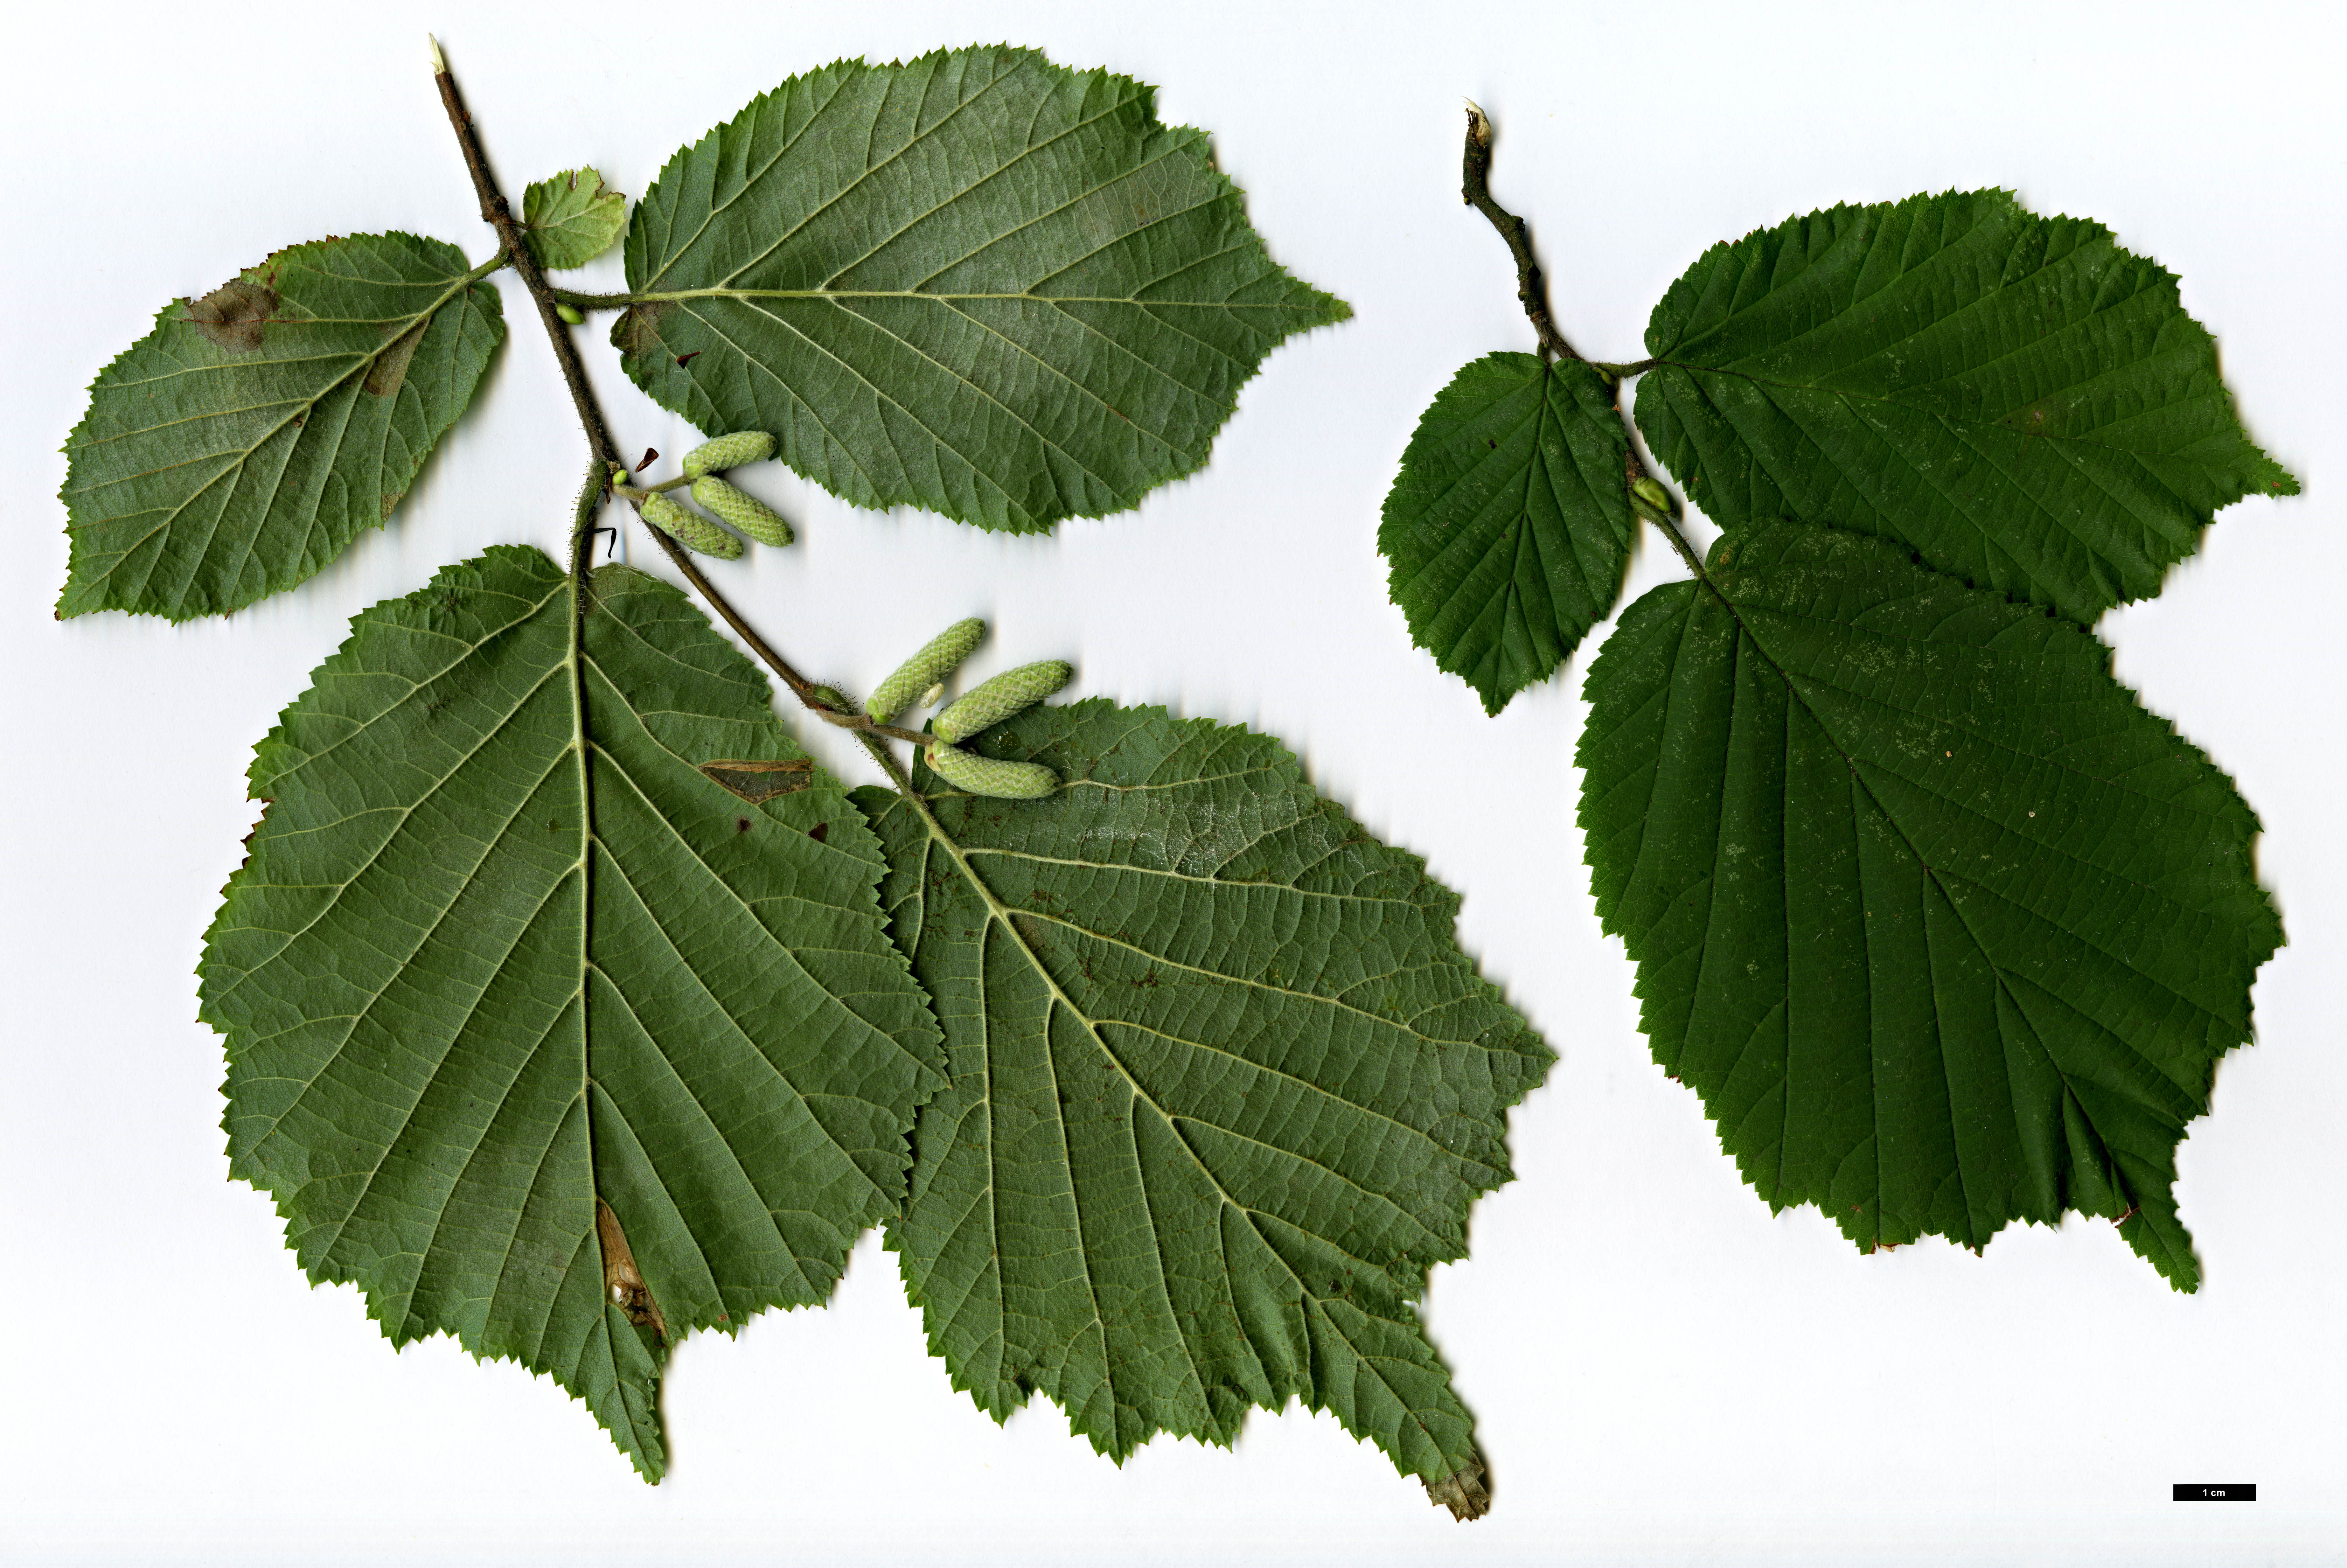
[548,288,634,311]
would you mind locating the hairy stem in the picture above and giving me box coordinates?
[1462,102,1576,363]
[1462,102,1712,588]
[1631,486,1708,578]
[432,51,921,760]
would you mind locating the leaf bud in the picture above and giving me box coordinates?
[690,476,793,546]
[681,430,777,479]
[640,493,744,559]
[926,743,1058,800]
[555,303,586,326]
[933,660,1074,743]
[1630,476,1672,516]
[808,685,848,710]
[867,618,986,721]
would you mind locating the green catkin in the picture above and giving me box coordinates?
[926,743,1058,800]
[867,618,985,720]
[933,660,1074,743]
[639,493,744,559]
[681,430,777,479]
[690,476,793,546]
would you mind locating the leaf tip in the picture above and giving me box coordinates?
[1425,1457,1491,1520]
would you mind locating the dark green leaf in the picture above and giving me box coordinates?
[523,167,628,271]
[616,46,1349,534]
[197,547,943,1476]
[1634,191,2296,621]
[1379,353,1636,713]
[855,701,1551,1517]
[59,233,504,619]
[1576,521,2279,1288]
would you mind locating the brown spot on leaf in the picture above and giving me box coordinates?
[184,276,278,353]
[596,1199,668,1339]
[613,299,671,355]
[807,821,829,844]
[1425,1459,1491,1521]
[676,350,701,368]
[700,757,814,803]
[364,316,431,397]
[380,491,402,520]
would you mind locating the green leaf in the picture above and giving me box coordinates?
[59,233,504,620]
[523,167,628,271]
[855,701,1551,1517]
[1633,190,2297,622]
[615,46,1349,534]
[1379,353,1636,713]
[1576,521,2280,1289]
[197,546,944,1477]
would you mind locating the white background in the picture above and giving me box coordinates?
[4,2,2341,1563]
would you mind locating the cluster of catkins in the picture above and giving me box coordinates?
[631,431,793,557]
[865,619,1073,800]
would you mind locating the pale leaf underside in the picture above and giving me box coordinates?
[1576,522,2279,1288]
[617,46,1349,533]
[60,233,503,619]
[857,701,1551,1517]
[1379,353,1636,713]
[198,547,941,1475]
[1634,189,2296,622]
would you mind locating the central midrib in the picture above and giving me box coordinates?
[1646,357,2166,461]
[632,286,1248,307]
[564,567,630,1327]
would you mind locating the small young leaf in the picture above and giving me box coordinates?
[616,46,1349,533]
[199,547,943,1476]
[857,701,1552,1517]
[1634,190,2296,621]
[1379,353,1636,713]
[522,167,628,271]
[59,233,503,619]
[1576,521,2280,1288]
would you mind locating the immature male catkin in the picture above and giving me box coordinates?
[690,477,793,546]
[640,494,743,559]
[933,660,1074,743]
[925,744,1058,800]
[681,431,777,479]
[867,618,985,720]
